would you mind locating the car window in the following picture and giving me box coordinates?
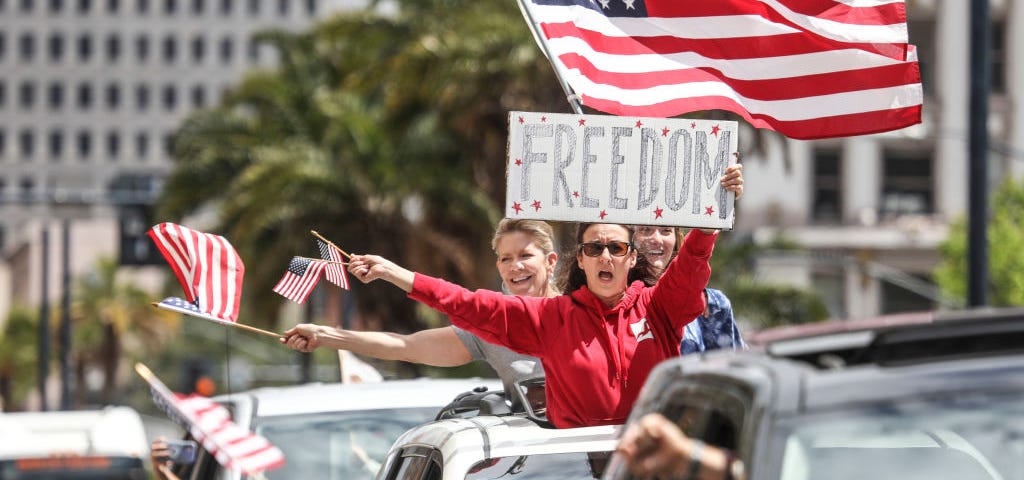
[251,407,439,480]
[774,392,1022,480]
[464,451,612,480]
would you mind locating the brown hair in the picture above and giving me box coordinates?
[555,223,659,294]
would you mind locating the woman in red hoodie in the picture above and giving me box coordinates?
[346,223,717,428]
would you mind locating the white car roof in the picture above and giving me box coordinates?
[0,406,148,459]
[385,415,620,480]
[214,377,502,419]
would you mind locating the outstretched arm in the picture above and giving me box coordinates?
[346,254,416,291]
[281,325,473,367]
[616,413,740,480]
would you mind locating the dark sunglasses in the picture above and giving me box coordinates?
[578,241,632,257]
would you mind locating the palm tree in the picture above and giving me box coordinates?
[0,306,40,411]
[72,257,178,406]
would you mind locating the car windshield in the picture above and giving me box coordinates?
[249,407,439,480]
[775,391,1024,480]
[465,451,611,480]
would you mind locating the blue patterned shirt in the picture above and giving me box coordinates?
[680,288,746,354]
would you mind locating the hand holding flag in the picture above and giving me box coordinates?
[135,363,285,476]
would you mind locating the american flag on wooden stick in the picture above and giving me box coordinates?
[518,0,923,139]
[272,257,327,304]
[317,239,350,289]
[135,363,285,476]
[147,222,244,322]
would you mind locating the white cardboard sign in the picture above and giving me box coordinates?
[506,111,738,229]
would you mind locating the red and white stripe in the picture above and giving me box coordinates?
[520,0,922,139]
[138,363,285,476]
[147,222,245,322]
[272,258,327,304]
[318,240,350,290]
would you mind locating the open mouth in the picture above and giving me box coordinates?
[508,274,533,285]
[597,270,614,281]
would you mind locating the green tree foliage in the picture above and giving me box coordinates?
[936,178,1024,306]
[0,306,40,411]
[72,257,178,406]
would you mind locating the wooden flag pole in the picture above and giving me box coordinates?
[310,230,352,260]
[298,256,348,266]
[150,302,282,339]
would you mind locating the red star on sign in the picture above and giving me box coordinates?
[518,116,524,124]
[705,206,715,216]
[599,210,608,219]
[661,127,670,137]
[690,122,696,129]
[541,116,547,122]
[635,119,643,128]
[512,202,523,214]
[578,118,586,126]
[573,191,580,198]
[654,207,664,219]
[711,124,720,136]
[514,158,522,166]
[531,200,542,211]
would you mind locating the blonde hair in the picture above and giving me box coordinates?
[491,219,556,255]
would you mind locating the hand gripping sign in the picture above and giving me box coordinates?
[506,112,739,229]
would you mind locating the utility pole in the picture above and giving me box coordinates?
[60,219,72,410]
[37,226,50,411]
[968,0,991,307]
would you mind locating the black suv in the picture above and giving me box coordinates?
[605,308,1024,480]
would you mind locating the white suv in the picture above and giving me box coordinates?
[172,377,501,480]
[375,414,620,480]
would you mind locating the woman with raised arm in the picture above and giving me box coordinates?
[281,219,558,407]
[345,222,718,428]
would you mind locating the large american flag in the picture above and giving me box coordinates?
[317,239,350,289]
[272,257,327,304]
[147,222,245,322]
[136,363,285,476]
[519,0,923,139]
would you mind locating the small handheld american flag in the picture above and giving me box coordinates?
[272,257,327,304]
[317,239,350,289]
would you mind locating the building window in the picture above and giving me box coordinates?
[49,0,62,12]
[19,177,35,202]
[906,19,934,95]
[247,38,258,63]
[77,33,92,62]
[162,0,174,14]
[48,129,63,160]
[105,82,120,110]
[162,35,176,64]
[0,129,6,158]
[18,81,36,110]
[189,0,200,14]
[135,34,149,62]
[19,33,35,62]
[218,0,229,15]
[135,131,148,159]
[881,274,935,314]
[163,132,176,157]
[812,150,841,223]
[48,82,63,109]
[77,82,92,109]
[0,82,6,108]
[76,0,90,13]
[19,129,34,160]
[275,0,284,15]
[162,84,176,110]
[190,35,204,63]
[190,84,205,108]
[19,0,32,12]
[304,0,313,16]
[77,130,92,159]
[881,150,933,217]
[218,35,232,64]
[48,32,64,61]
[136,0,147,13]
[106,33,120,62]
[0,33,6,62]
[135,83,149,110]
[991,21,1005,94]
[106,131,120,160]
[106,0,118,12]
[246,0,256,15]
